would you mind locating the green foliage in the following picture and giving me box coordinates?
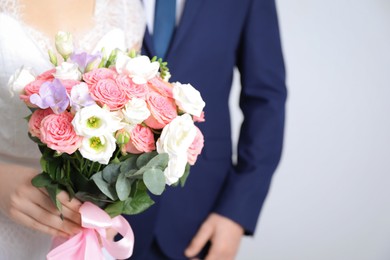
[143,168,165,195]
[116,172,132,201]
[31,147,170,217]
[151,56,170,80]
[180,163,191,187]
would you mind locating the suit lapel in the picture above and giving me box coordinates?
[142,0,206,59]
[142,27,154,57]
[166,0,206,59]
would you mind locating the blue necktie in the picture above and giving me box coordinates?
[153,0,176,59]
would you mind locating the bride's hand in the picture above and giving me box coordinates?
[0,163,82,238]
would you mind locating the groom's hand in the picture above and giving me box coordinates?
[185,213,244,260]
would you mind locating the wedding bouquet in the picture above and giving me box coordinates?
[9,32,205,259]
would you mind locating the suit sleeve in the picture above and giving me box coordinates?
[213,0,287,235]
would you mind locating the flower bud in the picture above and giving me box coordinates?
[55,31,74,60]
[116,129,130,145]
[48,49,58,66]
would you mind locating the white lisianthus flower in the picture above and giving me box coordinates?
[79,134,116,164]
[164,155,188,185]
[156,114,197,185]
[72,104,124,137]
[8,66,36,96]
[172,82,205,117]
[70,83,96,112]
[55,31,74,59]
[121,98,151,125]
[53,62,82,80]
[115,53,159,84]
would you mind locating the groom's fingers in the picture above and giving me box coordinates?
[185,218,214,258]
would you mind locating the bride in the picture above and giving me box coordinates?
[0,0,145,258]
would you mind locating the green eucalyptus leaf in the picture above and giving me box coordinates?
[102,163,121,184]
[143,168,165,195]
[105,200,125,218]
[129,153,169,179]
[116,172,132,201]
[144,153,169,170]
[120,154,139,173]
[180,163,191,187]
[122,189,154,215]
[136,151,158,169]
[91,172,118,201]
[124,169,138,178]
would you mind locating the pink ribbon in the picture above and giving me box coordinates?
[47,202,134,260]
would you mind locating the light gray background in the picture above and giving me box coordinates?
[234,0,390,259]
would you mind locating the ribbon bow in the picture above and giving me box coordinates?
[47,202,134,260]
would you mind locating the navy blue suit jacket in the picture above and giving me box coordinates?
[126,0,286,258]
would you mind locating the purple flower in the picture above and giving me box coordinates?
[70,51,102,72]
[70,82,96,112]
[30,79,70,114]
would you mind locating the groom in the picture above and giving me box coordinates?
[123,0,287,259]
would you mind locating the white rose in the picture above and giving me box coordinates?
[55,31,74,59]
[79,134,117,164]
[172,82,205,117]
[53,62,82,80]
[70,83,96,112]
[156,114,197,185]
[115,53,159,84]
[8,66,36,96]
[164,155,188,185]
[121,98,151,125]
[72,104,124,138]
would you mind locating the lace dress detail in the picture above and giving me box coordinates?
[0,0,145,258]
[0,0,145,54]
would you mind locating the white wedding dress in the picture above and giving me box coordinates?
[0,0,145,259]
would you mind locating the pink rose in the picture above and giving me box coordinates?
[115,75,148,100]
[125,124,156,154]
[187,126,204,165]
[19,79,46,107]
[89,79,130,110]
[60,79,81,94]
[193,111,205,122]
[36,69,55,81]
[40,112,82,154]
[147,77,173,98]
[83,68,117,85]
[28,108,54,139]
[144,92,177,129]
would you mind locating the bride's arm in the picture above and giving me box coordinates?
[0,162,82,237]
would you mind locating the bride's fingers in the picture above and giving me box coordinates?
[9,202,78,238]
[10,209,69,238]
[10,187,82,236]
[56,191,82,213]
[37,190,82,225]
